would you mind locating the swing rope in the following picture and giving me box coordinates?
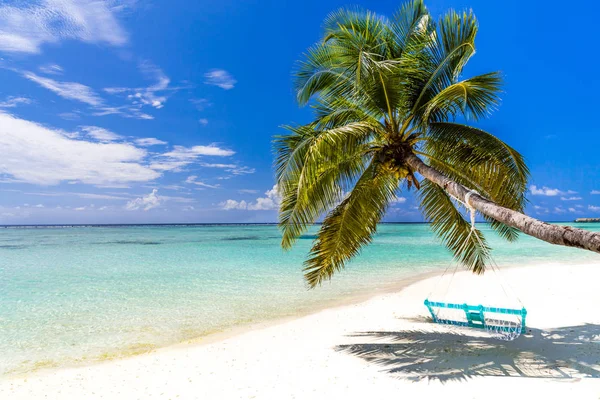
[425,184,527,341]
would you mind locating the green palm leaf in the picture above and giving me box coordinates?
[418,180,490,272]
[276,1,532,286]
[421,72,502,123]
[424,122,528,209]
[390,0,431,54]
[304,161,400,287]
[411,9,478,115]
[276,121,379,249]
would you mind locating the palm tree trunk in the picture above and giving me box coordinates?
[405,153,600,253]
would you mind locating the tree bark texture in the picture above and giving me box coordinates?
[406,153,600,254]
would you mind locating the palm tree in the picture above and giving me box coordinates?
[275,1,600,288]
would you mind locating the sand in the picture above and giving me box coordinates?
[2,263,600,399]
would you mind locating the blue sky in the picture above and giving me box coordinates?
[0,0,599,225]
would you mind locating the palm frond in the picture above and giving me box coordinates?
[419,179,490,273]
[323,7,391,49]
[485,216,520,242]
[303,161,399,287]
[312,94,383,131]
[420,122,529,241]
[424,122,529,210]
[390,0,431,54]
[411,9,478,117]
[274,124,316,184]
[421,72,502,123]
[275,121,379,249]
[320,8,397,100]
[295,43,352,106]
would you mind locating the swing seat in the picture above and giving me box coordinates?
[422,190,528,341]
[424,299,527,333]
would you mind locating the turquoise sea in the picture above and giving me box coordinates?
[1,223,599,376]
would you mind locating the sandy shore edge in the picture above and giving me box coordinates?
[2,263,600,399]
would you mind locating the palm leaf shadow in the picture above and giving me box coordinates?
[335,324,600,382]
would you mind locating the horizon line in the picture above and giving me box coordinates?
[0,220,583,228]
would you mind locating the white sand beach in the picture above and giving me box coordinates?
[2,263,600,399]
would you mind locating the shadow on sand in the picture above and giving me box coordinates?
[335,323,600,382]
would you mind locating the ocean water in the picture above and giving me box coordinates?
[1,223,599,376]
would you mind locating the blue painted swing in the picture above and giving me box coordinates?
[424,190,528,341]
[424,299,527,333]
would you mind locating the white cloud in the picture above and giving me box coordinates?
[161,185,186,191]
[23,72,102,106]
[199,118,208,126]
[227,166,256,175]
[533,205,549,213]
[148,161,188,172]
[55,128,79,139]
[530,185,560,196]
[391,196,407,204]
[204,69,236,90]
[221,185,280,211]
[129,62,169,108]
[39,64,63,75]
[221,199,248,210]
[589,205,600,212]
[0,0,127,54]
[568,207,577,213]
[249,185,281,210]
[530,185,576,197]
[0,113,160,186]
[91,105,154,120]
[134,112,154,120]
[160,194,194,203]
[25,191,130,200]
[127,91,165,109]
[200,163,237,169]
[238,189,258,194]
[125,189,161,211]
[149,145,235,172]
[103,61,181,114]
[190,98,210,110]
[193,162,255,178]
[80,126,121,142]
[553,206,566,214]
[135,138,167,146]
[0,96,31,108]
[591,190,600,195]
[185,175,219,189]
[561,196,582,201]
[162,145,235,159]
[58,112,80,120]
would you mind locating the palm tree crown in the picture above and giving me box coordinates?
[275,0,529,288]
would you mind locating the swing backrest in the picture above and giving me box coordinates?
[424,299,527,331]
